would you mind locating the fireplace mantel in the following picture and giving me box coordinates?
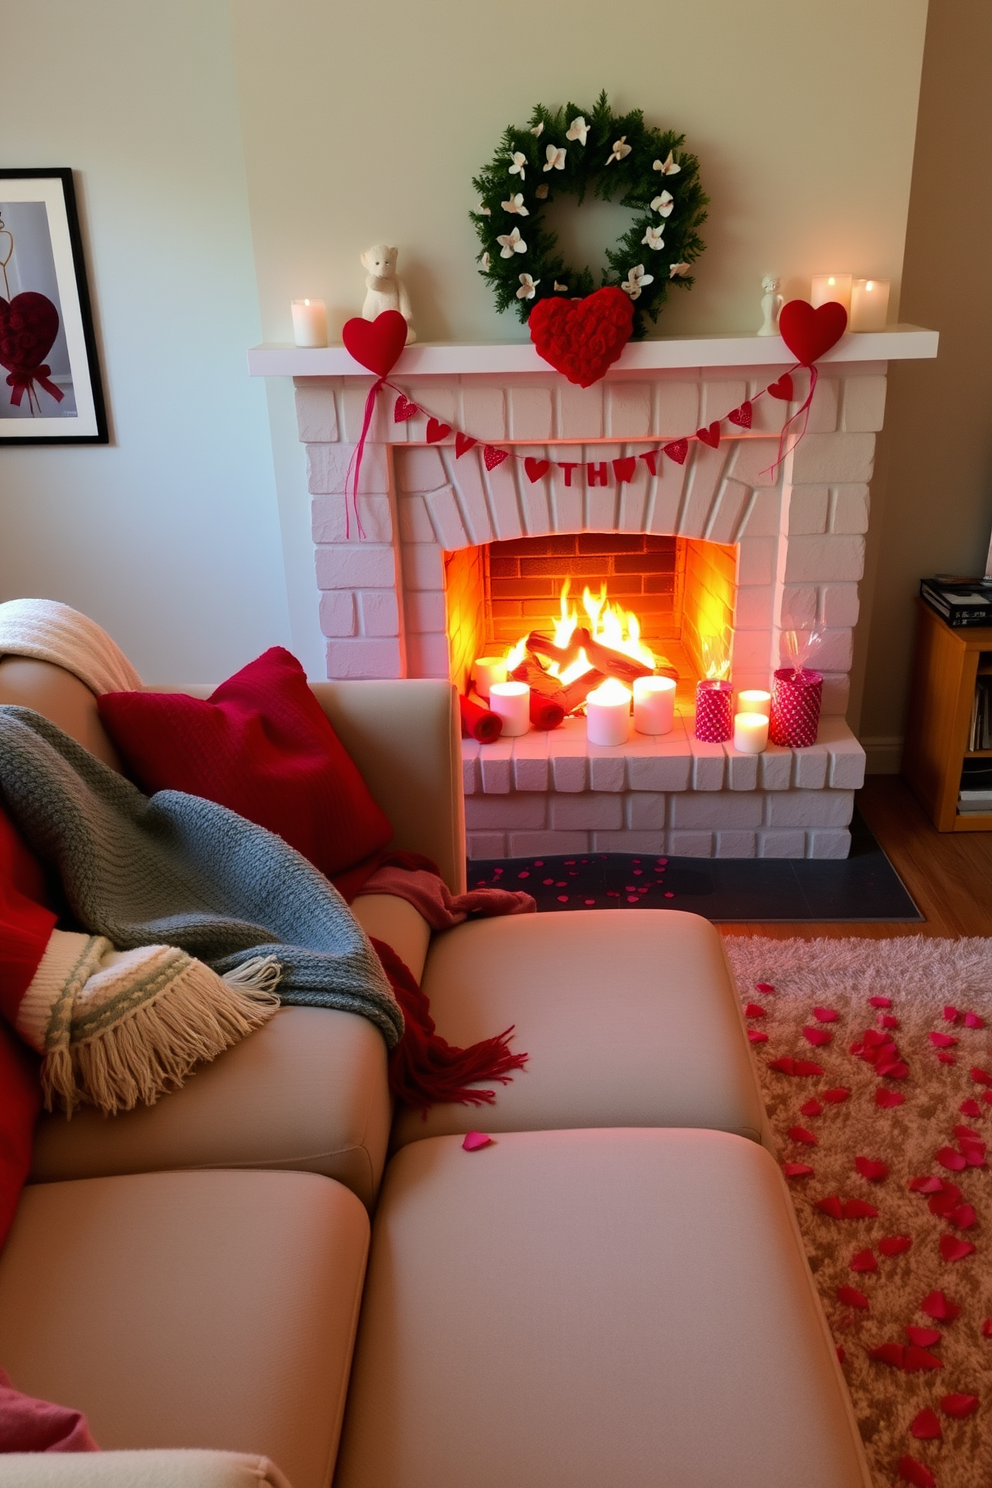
[248,325,937,380]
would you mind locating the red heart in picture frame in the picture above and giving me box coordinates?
[528,286,634,387]
[0,292,60,377]
[341,310,408,377]
[778,299,848,367]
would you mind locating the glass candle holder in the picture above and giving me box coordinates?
[770,668,822,748]
[810,274,852,315]
[694,680,733,743]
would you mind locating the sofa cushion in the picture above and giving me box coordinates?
[392,909,769,1149]
[29,1006,392,1210]
[335,1128,870,1488]
[0,1170,368,1488]
[97,648,393,879]
[0,1451,292,1488]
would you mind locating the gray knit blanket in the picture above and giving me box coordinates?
[0,706,403,1048]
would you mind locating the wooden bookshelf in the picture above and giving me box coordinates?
[902,599,992,831]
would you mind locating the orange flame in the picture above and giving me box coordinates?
[506,578,657,684]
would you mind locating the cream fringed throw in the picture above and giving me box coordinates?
[17,929,279,1115]
[0,597,142,695]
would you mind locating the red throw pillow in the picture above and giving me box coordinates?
[97,648,393,880]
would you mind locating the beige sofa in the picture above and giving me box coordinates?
[0,657,871,1488]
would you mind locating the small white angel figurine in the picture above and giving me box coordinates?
[758,275,784,337]
[360,244,416,342]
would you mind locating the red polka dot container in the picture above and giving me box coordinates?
[770,667,822,747]
[694,680,733,742]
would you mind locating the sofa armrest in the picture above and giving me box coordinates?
[0,1451,292,1488]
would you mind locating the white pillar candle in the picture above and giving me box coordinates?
[473,656,508,700]
[810,274,852,315]
[850,279,890,332]
[633,675,676,735]
[291,298,327,347]
[489,681,530,737]
[586,677,632,747]
[737,688,771,719]
[734,711,769,754]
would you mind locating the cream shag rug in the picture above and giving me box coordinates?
[723,936,992,1488]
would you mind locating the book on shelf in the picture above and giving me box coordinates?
[920,577,992,627]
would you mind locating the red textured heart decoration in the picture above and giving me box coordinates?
[341,309,408,377]
[524,457,550,483]
[768,374,794,401]
[425,417,451,443]
[483,445,508,471]
[728,400,753,429]
[528,286,634,387]
[393,393,417,423]
[0,292,60,377]
[696,422,721,449]
[778,298,848,367]
[663,438,688,465]
[454,432,477,458]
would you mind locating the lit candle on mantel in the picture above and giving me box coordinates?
[810,274,853,316]
[737,688,771,719]
[633,675,676,735]
[850,279,890,332]
[291,298,328,347]
[586,678,632,747]
[473,656,508,701]
[734,711,770,755]
[489,681,530,737]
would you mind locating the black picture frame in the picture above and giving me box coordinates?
[0,168,108,444]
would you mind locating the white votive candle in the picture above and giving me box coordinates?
[586,677,632,747]
[734,711,769,754]
[489,681,530,737]
[633,675,676,735]
[850,278,890,332]
[291,298,327,347]
[473,656,508,700]
[737,688,771,719]
[810,274,852,315]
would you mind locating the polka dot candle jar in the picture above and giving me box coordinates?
[694,680,733,743]
[769,668,822,747]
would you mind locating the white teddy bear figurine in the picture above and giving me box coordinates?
[361,244,416,343]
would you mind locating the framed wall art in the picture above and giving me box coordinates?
[0,168,108,443]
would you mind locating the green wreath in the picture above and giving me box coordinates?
[470,91,708,340]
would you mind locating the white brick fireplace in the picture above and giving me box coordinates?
[250,328,937,860]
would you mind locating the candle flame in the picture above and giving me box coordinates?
[588,677,631,706]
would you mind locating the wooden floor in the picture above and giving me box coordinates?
[721,774,992,942]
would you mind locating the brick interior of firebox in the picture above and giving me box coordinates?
[443,533,737,702]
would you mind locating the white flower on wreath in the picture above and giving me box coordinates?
[543,144,566,172]
[478,203,491,216]
[641,225,665,251]
[621,264,654,299]
[535,183,549,199]
[554,280,568,292]
[566,116,589,146]
[516,273,540,300]
[501,192,529,216]
[496,226,527,258]
[508,151,528,179]
[531,122,544,137]
[651,190,674,217]
[669,261,691,278]
[653,150,681,176]
[606,136,632,164]
[481,252,490,271]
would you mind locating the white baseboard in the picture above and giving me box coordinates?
[859,735,904,774]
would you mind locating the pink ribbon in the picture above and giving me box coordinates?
[763,363,817,479]
[342,378,385,539]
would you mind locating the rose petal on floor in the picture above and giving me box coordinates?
[940,1393,978,1418]
[910,1408,942,1440]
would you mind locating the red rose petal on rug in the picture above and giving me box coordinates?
[982,1318,992,1338]
[855,1157,889,1182]
[947,1203,977,1229]
[801,1098,823,1117]
[788,1126,818,1145]
[964,1010,985,1029]
[747,1030,769,1043]
[898,1456,936,1488]
[823,1087,851,1103]
[903,1346,944,1372]
[744,1002,766,1018]
[954,1124,983,1142]
[755,982,775,993]
[804,1027,833,1046]
[935,1147,967,1171]
[906,1327,942,1347]
[793,1059,826,1076]
[783,1162,815,1178]
[876,1059,910,1079]
[868,1343,905,1367]
[816,1195,844,1219]
[462,1131,493,1151]
[970,1066,992,1084]
[921,1290,960,1321]
[557,895,569,903]
[836,1344,846,1364]
[959,1099,983,1117]
[940,1393,978,1418]
[876,1088,905,1108]
[961,1141,987,1167]
[869,996,892,1008]
[929,1031,958,1048]
[928,1187,963,1217]
[880,1236,913,1257]
[768,1056,794,1074]
[939,1235,976,1262]
[910,1408,942,1440]
[984,1090,992,1104]
[812,1006,838,1022]
[844,1199,880,1219]
[944,1004,960,1022]
[910,1176,944,1193]
[937,1052,957,1064]
[879,1013,899,1029]
[862,1028,889,1048]
[837,1285,869,1308]
[850,1248,877,1272]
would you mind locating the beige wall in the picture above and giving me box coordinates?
[854,0,992,765]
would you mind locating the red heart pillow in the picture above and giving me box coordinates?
[97,648,393,880]
[778,299,848,367]
[528,287,634,386]
[341,310,408,377]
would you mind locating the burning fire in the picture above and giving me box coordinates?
[505,578,656,686]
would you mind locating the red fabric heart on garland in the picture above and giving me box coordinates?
[778,298,848,367]
[528,286,634,387]
[483,445,508,471]
[0,292,64,409]
[425,418,451,443]
[663,438,689,465]
[393,393,417,423]
[455,432,477,458]
[768,374,794,401]
[341,309,408,377]
[524,457,550,483]
[696,422,721,449]
[728,400,753,428]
